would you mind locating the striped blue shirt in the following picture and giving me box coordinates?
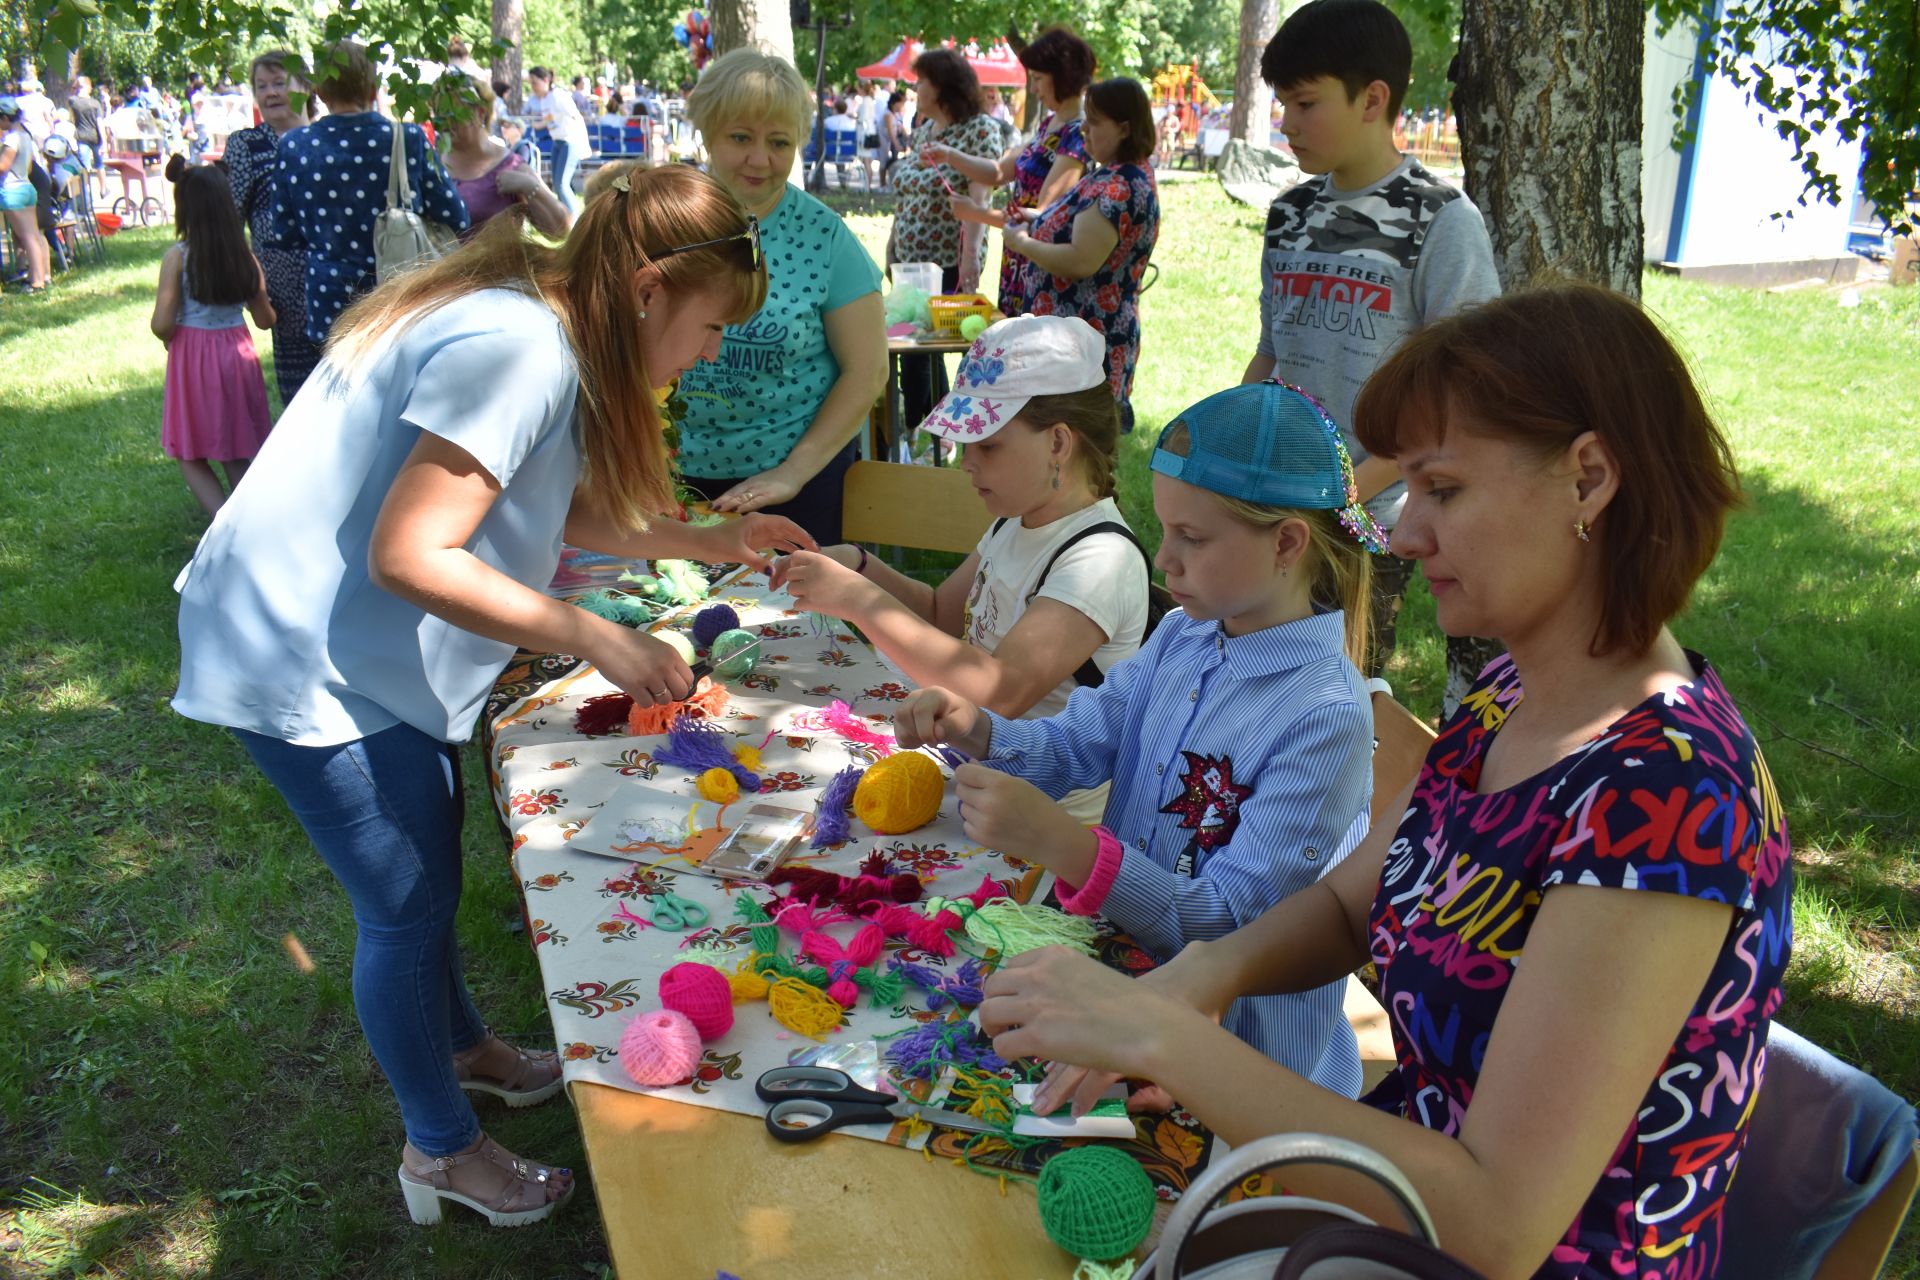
[982,608,1373,1097]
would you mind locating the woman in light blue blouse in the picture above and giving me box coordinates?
[272,40,471,348]
[672,48,887,545]
[175,163,809,1229]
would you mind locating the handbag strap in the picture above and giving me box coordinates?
[386,120,413,212]
[1153,1134,1440,1280]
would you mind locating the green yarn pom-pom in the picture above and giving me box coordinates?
[1036,1146,1155,1263]
[708,628,761,682]
[958,312,988,340]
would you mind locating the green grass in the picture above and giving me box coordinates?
[3,177,1916,1276]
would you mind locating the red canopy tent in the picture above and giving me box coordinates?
[856,38,1028,87]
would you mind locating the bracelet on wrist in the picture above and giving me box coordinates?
[853,545,869,576]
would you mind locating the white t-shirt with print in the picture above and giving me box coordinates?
[962,497,1149,719]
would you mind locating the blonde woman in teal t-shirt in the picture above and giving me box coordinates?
[675,48,886,544]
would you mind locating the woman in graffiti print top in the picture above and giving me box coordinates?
[976,282,1791,1280]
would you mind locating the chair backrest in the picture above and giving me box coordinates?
[841,460,993,555]
[1368,690,1435,829]
[1721,1021,1920,1280]
[1818,1142,1918,1279]
[825,126,857,160]
[594,122,624,154]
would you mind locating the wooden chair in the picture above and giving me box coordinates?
[1817,1142,1918,1278]
[841,459,992,556]
[1368,688,1436,832]
[1348,690,1438,1088]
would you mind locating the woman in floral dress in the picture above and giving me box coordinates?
[929,26,1095,315]
[1006,78,1159,432]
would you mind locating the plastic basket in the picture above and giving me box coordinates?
[95,212,123,235]
[927,293,995,338]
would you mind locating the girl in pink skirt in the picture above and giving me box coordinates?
[151,154,276,516]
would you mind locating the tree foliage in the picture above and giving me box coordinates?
[1650,0,1918,233]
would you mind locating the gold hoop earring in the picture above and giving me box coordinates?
[1574,520,1591,543]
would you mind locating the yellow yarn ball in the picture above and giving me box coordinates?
[731,743,762,771]
[852,751,944,835]
[698,767,741,804]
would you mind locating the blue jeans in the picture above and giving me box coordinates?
[549,139,580,213]
[236,723,488,1157]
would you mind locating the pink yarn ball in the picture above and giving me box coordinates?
[658,962,735,1041]
[619,1008,704,1086]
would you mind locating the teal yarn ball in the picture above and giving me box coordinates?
[1036,1146,1155,1262]
[708,628,761,682]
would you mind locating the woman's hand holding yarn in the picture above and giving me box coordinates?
[978,946,1208,1114]
[778,550,880,621]
[951,764,1093,877]
[594,626,695,706]
[696,510,817,573]
[893,687,988,758]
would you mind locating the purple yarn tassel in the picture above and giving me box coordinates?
[890,956,986,1010]
[655,713,759,789]
[809,765,863,849]
[884,1017,1007,1080]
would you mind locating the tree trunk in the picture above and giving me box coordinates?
[1453,0,1645,296]
[711,0,794,65]
[492,0,525,113]
[1229,0,1279,143]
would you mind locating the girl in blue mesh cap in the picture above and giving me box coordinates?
[897,378,1387,1096]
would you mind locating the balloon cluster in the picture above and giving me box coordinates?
[673,9,712,69]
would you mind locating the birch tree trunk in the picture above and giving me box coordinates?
[1453,0,1645,296]
[1229,0,1279,144]
[711,0,795,64]
[491,0,524,112]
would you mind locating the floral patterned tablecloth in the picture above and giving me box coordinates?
[482,558,1216,1195]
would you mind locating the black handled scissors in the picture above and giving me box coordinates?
[756,1066,1002,1144]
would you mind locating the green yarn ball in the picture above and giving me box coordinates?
[1036,1146,1155,1262]
[708,628,761,682]
[958,312,989,341]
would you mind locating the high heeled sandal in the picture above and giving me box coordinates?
[398,1136,574,1227]
[451,1037,564,1108]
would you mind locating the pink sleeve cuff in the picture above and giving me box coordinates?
[1055,826,1125,917]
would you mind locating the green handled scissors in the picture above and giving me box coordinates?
[649,890,710,931]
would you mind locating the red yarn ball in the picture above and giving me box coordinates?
[619,1008,704,1086]
[658,962,735,1040]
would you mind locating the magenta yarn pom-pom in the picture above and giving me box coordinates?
[619,1008,704,1086]
[690,603,740,649]
[658,962,735,1040]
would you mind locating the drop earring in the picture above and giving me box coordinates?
[1574,520,1591,543]
[1050,463,1061,490]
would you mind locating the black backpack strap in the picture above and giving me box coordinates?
[1025,521,1155,689]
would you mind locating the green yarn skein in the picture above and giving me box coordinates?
[708,628,761,682]
[1036,1146,1156,1263]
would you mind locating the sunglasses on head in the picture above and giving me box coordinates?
[652,215,763,274]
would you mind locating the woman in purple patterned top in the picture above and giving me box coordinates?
[979,283,1794,1280]
[433,74,572,241]
[929,26,1095,314]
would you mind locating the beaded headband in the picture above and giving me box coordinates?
[1269,379,1390,555]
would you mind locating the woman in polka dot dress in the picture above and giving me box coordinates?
[272,40,470,349]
